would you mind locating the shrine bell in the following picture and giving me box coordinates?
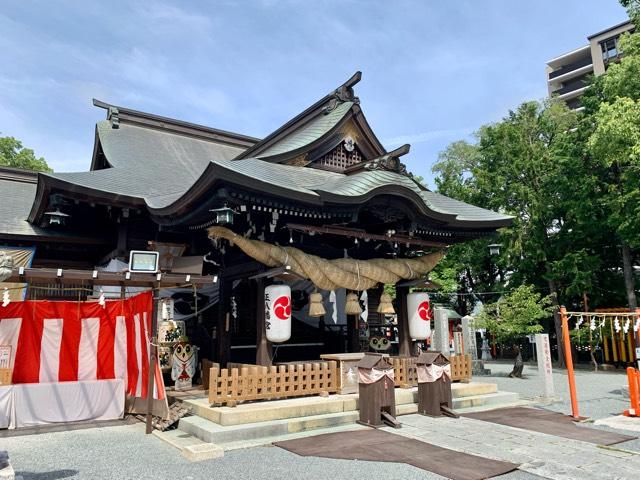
[356,353,400,428]
[416,351,458,418]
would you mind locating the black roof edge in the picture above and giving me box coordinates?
[234,71,363,160]
[0,166,39,184]
[587,19,634,39]
[92,99,260,148]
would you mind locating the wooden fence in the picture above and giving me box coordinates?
[391,354,472,388]
[208,361,338,406]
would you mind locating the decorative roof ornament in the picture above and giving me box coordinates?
[344,136,355,152]
[108,106,120,129]
[360,144,411,176]
[323,71,362,113]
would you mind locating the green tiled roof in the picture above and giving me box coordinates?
[256,102,353,159]
[45,121,245,209]
[35,122,511,227]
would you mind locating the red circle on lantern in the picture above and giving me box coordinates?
[273,296,291,320]
[417,301,431,321]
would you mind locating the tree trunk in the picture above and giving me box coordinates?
[548,278,565,368]
[621,242,637,311]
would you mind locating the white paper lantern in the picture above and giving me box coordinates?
[265,284,292,343]
[407,292,432,340]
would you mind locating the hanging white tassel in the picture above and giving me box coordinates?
[98,288,106,308]
[634,318,640,332]
[360,290,368,323]
[575,315,584,330]
[623,318,630,335]
[329,290,338,324]
[589,316,596,331]
[598,316,606,328]
[1,288,9,307]
[614,316,621,333]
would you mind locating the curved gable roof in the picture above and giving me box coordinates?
[28,73,513,231]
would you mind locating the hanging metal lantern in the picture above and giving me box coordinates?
[377,292,395,315]
[210,206,236,225]
[345,292,363,315]
[308,292,326,317]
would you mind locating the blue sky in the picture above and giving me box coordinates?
[0,0,629,186]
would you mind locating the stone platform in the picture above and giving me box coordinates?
[155,382,526,457]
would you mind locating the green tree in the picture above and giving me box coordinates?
[476,284,552,344]
[0,136,52,172]
[585,20,640,311]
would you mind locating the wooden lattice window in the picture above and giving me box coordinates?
[314,143,364,172]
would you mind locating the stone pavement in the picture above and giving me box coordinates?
[383,413,640,480]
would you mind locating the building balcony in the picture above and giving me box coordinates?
[556,85,588,101]
[548,55,593,80]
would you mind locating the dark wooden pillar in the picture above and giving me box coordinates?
[396,285,411,356]
[216,277,232,368]
[255,278,273,366]
[347,314,360,353]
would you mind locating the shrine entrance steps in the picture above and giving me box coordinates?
[155,382,527,458]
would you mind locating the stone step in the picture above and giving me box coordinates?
[451,382,497,398]
[184,382,499,426]
[153,429,224,462]
[179,410,359,444]
[184,395,357,426]
[221,423,368,451]
[452,391,519,410]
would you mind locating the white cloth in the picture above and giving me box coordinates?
[11,379,124,428]
[329,291,338,324]
[0,385,14,429]
[417,364,451,383]
[358,367,394,384]
[360,290,368,323]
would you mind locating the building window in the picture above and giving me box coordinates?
[601,37,619,62]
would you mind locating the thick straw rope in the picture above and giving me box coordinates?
[208,226,444,291]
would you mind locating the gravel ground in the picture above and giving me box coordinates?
[3,421,545,480]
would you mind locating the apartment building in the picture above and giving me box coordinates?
[546,20,634,110]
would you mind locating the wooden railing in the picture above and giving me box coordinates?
[391,354,472,388]
[208,361,338,406]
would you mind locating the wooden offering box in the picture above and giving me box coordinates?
[320,353,365,394]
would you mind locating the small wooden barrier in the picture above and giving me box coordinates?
[391,354,472,388]
[208,361,339,406]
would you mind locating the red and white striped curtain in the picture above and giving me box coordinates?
[0,291,164,400]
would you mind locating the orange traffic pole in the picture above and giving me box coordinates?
[625,367,639,417]
[636,308,640,366]
[560,306,580,419]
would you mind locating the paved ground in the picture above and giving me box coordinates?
[482,361,630,421]
[3,361,640,480]
[2,421,538,480]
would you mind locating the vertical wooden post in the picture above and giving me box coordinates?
[346,314,360,353]
[561,306,580,419]
[145,281,160,434]
[255,278,272,366]
[396,286,411,357]
[216,278,231,368]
